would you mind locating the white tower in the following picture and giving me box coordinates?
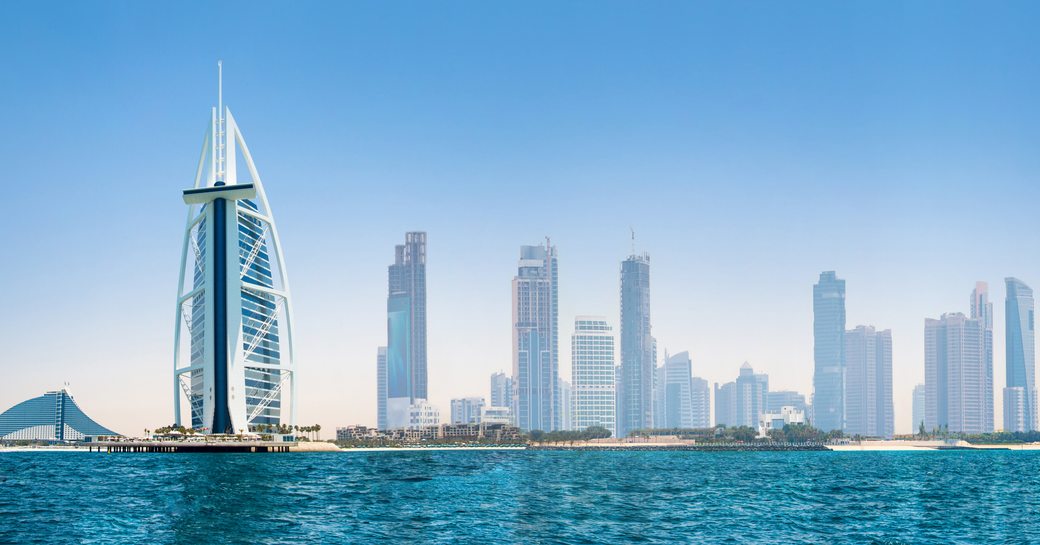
[172,63,297,433]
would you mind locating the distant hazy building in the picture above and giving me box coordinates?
[766,391,808,415]
[619,252,653,437]
[714,381,736,427]
[972,282,995,433]
[408,400,440,429]
[813,271,846,432]
[656,351,696,429]
[925,312,992,434]
[479,406,513,425]
[571,316,616,436]
[450,397,485,425]
[559,379,573,430]
[912,384,926,433]
[1004,278,1036,432]
[489,372,514,410]
[512,241,559,432]
[376,346,388,430]
[691,377,711,429]
[716,363,768,428]
[0,389,118,441]
[845,326,894,439]
[386,232,428,429]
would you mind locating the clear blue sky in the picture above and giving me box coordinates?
[2,2,1039,435]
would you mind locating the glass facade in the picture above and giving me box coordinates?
[619,253,652,437]
[1005,277,1036,432]
[189,199,283,429]
[512,242,559,432]
[0,390,118,442]
[813,271,846,432]
[925,312,991,434]
[844,326,894,439]
[571,317,616,436]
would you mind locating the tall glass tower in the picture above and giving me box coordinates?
[844,325,894,439]
[813,271,846,432]
[925,312,990,434]
[1005,277,1036,432]
[512,241,559,432]
[619,253,652,437]
[971,281,995,432]
[173,64,297,433]
[384,232,427,429]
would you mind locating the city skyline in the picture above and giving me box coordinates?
[4,3,1040,438]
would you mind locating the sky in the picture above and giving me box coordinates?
[2,2,1039,437]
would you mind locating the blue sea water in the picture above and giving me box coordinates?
[1,450,1039,544]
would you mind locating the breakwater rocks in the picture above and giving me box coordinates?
[530,443,829,452]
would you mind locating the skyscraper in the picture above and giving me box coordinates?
[766,391,808,415]
[571,316,616,437]
[174,71,296,434]
[1004,277,1036,432]
[690,377,711,429]
[813,271,846,432]
[925,312,992,434]
[844,326,894,439]
[714,382,736,427]
[376,346,387,430]
[619,252,653,437]
[512,241,558,432]
[559,379,573,430]
[971,282,995,433]
[912,384,926,433]
[716,363,768,428]
[386,232,428,429]
[489,372,514,412]
[450,397,485,425]
[657,351,696,429]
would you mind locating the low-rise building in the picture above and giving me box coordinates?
[759,406,806,436]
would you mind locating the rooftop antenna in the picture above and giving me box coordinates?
[217,60,225,183]
[630,226,636,256]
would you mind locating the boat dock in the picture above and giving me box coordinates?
[91,440,297,453]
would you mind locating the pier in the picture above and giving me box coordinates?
[91,440,296,453]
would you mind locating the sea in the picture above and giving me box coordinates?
[1,449,1039,544]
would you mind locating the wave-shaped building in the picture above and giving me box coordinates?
[0,389,118,442]
[173,64,297,434]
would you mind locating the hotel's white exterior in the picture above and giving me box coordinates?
[172,65,297,433]
[571,316,616,437]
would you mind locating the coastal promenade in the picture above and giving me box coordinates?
[90,439,297,453]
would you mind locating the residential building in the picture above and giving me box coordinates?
[690,377,711,428]
[376,347,387,430]
[489,372,514,411]
[571,316,616,436]
[925,312,992,434]
[480,406,513,425]
[716,363,768,428]
[766,391,808,415]
[450,397,485,425]
[408,400,440,429]
[912,384,926,433]
[619,252,653,436]
[1005,278,1036,432]
[972,281,996,433]
[845,325,894,438]
[759,406,807,436]
[559,379,573,430]
[813,271,846,432]
[512,241,559,431]
[656,351,696,429]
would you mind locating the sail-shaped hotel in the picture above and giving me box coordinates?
[172,64,297,434]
